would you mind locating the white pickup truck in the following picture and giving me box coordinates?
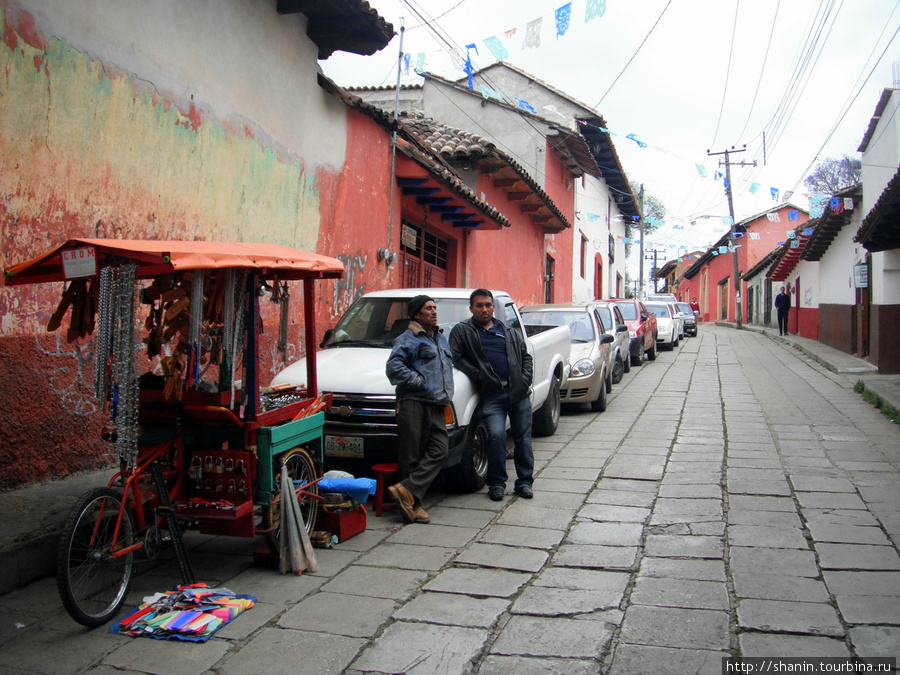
[271,288,570,492]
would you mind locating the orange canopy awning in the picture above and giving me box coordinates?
[4,239,344,285]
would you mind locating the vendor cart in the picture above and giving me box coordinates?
[4,239,343,627]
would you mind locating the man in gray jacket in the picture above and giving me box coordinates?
[386,295,454,524]
[449,289,534,501]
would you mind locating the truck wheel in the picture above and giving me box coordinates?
[443,418,488,493]
[647,335,658,361]
[532,374,560,437]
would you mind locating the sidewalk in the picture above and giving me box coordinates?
[2,322,897,595]
[0,326,898,674]
[716,320,900,414]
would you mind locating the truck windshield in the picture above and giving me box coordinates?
[323,297,473,348]
[522,311,596,342]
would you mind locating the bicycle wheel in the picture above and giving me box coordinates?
[57,487,135,627]
[262,447,318,554]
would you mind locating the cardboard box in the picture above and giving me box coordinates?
[317,503,367,542]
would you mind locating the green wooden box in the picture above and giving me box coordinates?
[256,411,324,493]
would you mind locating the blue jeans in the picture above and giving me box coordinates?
[481,390,534,490]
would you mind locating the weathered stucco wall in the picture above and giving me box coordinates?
[0,0,379,489]
[1,1,346,336]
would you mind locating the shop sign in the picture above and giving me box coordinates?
[61,247,97,279]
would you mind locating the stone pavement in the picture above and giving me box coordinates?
[0,325,898,674]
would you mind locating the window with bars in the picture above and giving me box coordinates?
[401,221,448,269]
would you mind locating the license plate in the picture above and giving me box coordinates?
[325,435,364,458]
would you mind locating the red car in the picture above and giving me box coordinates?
[608,298,658,366]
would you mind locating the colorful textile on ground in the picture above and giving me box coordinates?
[111,583,255,642]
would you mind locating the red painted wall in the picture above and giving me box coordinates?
[690,206,809,323]
[316,109,395,318]
[544,146,575,303]
[469,172,549,305]
[797,307,819,339]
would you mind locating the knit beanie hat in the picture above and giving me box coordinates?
[408,294,434,319]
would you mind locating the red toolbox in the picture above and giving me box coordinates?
[318,503,367,542]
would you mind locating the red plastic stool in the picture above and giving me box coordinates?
[372,462,400,516]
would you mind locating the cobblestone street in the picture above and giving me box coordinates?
[0,325,897,674]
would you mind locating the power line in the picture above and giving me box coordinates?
[708,0,742,149]
[736,0,782,143]
[790,22,900,192]
[593,0,674,110]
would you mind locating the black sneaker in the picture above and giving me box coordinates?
[488,486,504,501]
[514,484,533,499]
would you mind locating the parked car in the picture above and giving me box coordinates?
[675,301,698,337]
[645,293,678,303]
[609,298,658,366]
[670,302,685,341]
[645,301,679,350]
[589,301,631,384]
[522,304,615,413]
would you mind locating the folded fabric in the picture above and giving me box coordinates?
[111,583,256,642]
[315,477,376,506]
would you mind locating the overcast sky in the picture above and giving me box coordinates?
[321,0,899,262]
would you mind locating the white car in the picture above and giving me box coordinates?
[644,301,680,350]
[669,302,685,341]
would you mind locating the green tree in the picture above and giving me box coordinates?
[804,155,861,196]
[626,181,667,255]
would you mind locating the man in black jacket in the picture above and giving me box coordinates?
[449,289,534,501]
[775,286,791,336]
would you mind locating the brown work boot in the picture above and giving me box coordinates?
[413,505,430,524]
[388,482,416,523]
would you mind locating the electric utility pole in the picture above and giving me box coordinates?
[707,146,756,329]
[638,184,645,299]
[644,247,666,293]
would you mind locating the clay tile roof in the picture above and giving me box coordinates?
[400,116,572,232]
[855,166,900,252]
[402,118,496,160]
[276,0,394,59]
[802,183,861,261]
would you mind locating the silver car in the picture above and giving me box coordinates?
[589,301,631,384]
[522,304,615,412]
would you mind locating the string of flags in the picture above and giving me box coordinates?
[589,204,841,266]
[401,1,838,215]
[640,196,851,266]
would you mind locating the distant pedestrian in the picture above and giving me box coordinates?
[385,295,454,524]
[449,289,534,501]
[690,297,700,315]
[775,286,791,336]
